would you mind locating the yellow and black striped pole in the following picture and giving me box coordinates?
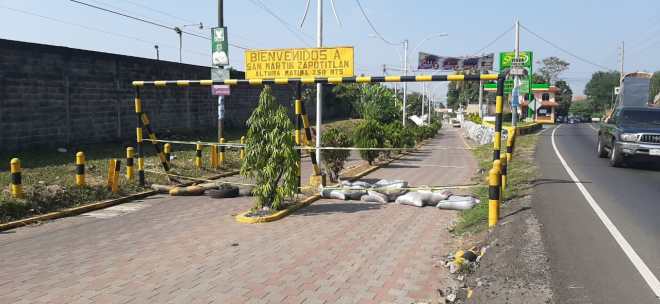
[500,154,508,196]
[295,83,302,193]
[240,136,246,160]
[506,127,516,163]
[493,76,505,162]
[75,152,85,186]
[195,143,203,168]
[219,138,226,166]
[10,158,23,199]
[300,94,321,176]
[164,143,171,163]
[126,147,134,181]
[140,112,170,172]
[135,88,146,186]
[488,164,501,228]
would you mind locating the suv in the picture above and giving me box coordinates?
[597,107,660,166]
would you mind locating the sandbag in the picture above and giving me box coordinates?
[372,179,408,200]
[395,192,425,207]
[362,190,389,204]
[321,188,346,200]
[429,190,452,204]
[436,195,480,210]
[169,185,206,196]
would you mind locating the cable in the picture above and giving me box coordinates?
[354,0,400,46]
[247,0,313,46]
[0,4,210,58]
[68,0,249,50]
[520,24,614,71]
[472,25,514,55]
[117,0,199,25]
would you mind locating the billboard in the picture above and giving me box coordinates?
[244,47,354,79]
[499,51,533,94]
[417,53,494,71]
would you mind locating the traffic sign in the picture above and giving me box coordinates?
[211,27,229,67]
[212,85,231,96]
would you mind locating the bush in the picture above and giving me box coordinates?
[383,122,415,154]
[353,119,385,165]
[321,127,351,182]
[241,86,299,211]
[466,113,482,124]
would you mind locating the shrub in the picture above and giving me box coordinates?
[321,127,351,182]
[241,86,299,211]
[353,119,385,165]
[466,113,482,124]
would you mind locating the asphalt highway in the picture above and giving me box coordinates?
[534,123,660,303]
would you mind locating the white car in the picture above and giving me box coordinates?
[451,119,461,128]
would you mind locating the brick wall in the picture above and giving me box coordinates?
[0,39,347,152]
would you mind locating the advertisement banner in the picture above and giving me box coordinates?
[417,53,494,71]
[499,51,533,95]
[245,47,354,79]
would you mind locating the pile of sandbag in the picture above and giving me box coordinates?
[320,179,480,210]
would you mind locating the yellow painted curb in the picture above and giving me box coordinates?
[0,170,240,232]
[235,139,428,224]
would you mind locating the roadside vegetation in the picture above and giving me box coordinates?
[454,132,540,234]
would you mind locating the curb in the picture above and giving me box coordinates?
[0,170,240,232]
[234,139,428,224]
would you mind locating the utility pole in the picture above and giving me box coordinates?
[154,45,160,60]
[620,41,625,85]
[174,27,182,63]
[512,19,520,126]
[403,39,408,126]
[315,0,323,166]
[217,0,225,140]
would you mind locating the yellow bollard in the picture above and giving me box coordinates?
[500,155,508,196]
[240,136,245,160]
[195,144,202,168]
[506,129,515,163]
[163,143,171,163]
[112,159,121,193]
[211,145,219,169]
[126,147,134,180]
[107,159,116,190]
[219,138,226,166]
[488,163,501,228]
[10,158,23,199]
[75,152,86,186]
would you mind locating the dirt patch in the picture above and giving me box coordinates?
[462,195,553,303]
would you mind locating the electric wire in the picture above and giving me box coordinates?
[0,4,210,58]
[472,25,514,56]
[68,0,249,50]
[247,0,313,46]
[520,24,614,71]
[354,0,400,46]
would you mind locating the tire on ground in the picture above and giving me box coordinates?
[207,186,240,199]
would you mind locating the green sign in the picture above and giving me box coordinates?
[499,51,533,94]
[212,27,229,67]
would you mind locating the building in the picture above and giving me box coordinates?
[484,83,559,124]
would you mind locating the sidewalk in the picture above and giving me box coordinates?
[0,129,476,304]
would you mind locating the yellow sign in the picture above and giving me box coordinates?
[245,47,354,79]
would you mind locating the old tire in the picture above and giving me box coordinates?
[207,186,239,199]
[609,139,624,167]
[597,137,608,158]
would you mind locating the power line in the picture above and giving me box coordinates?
[117,0,199,25]
[520,24,614,71]
[0,4,210,59]
[472,25,514,55]
[68,0,249,50]
[354,0,400,46]
[246,0,312,46]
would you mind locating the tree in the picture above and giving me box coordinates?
[532,73,548,84]
[241,86,299,211]
[358,84,401,124]
[569,99,594,118]
[554,80,573,117]
[405,91,424,116]
[320,128,351,182]
[650,71,660,103]
[446,70,480,110]
[584,71,620,114]
[331,83,362,117]
[537,57,570,84]
[353,119,385,165]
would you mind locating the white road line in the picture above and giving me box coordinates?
[551,125,660,298]
[588,123,598,131]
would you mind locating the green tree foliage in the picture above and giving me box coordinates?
[331,83,362,117]
[446,71,479,110]
[320,127,351,182]
[532,73,548,84]
[353,119,385,165]
[405,91,425,116]
[537,57,570,84]
[584,71,620,114]
[650,71,660,103]
[569,100,594,118]
[358,84,401,124]
[241,86,299,211]
[554,80,573,117]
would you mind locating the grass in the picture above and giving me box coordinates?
[0,130,244,223]
[453,132,540,234]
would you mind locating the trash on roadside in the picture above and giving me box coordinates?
[436,195,480,210]
[446,248,483,274]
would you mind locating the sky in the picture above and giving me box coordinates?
[1,0,660,102]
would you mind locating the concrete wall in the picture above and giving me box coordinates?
[0,39,348,152]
